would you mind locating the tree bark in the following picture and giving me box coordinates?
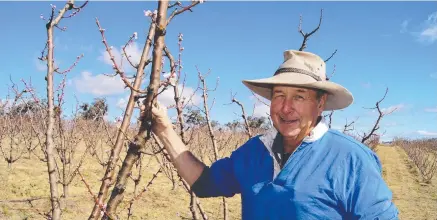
[88,16,157,220]
[46,23,62,220]
[200,76,227,220]
[103,1,169,219]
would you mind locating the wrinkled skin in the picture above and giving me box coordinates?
[150,102,173,134]
[270,85,327,152]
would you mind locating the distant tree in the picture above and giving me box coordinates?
[80,98,108,121]
[225,120,243,131]
[211,120,219,128]
[8,99,46,117]
[184,106,206,127]
[247,116,271,130]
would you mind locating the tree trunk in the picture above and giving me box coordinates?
[46,25,61,220]
[88,16,157,220]
[200,75,228,220]
[63,184,69,199]
[103,1,169,219]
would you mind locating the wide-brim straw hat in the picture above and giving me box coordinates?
[242,50,353,111]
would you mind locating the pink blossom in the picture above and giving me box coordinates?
[50,4,56,9]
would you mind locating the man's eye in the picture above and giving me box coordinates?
[294,95,304,100]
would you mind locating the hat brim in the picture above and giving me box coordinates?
[242,73,353,111]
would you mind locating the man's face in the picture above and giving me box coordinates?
[270,85,326,140]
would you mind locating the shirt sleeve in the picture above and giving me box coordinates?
[191,155,241,198]
[335,150,400,220]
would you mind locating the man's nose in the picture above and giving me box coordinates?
[281,99,295,114]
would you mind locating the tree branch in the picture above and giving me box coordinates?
[298,9,323,51]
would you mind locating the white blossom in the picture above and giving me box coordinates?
[133,32,138,40]
[152,10,158,20]
[144,10,153,17]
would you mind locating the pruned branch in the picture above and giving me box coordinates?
[122,32,139,69]
[228,92,253,138]
[324,49,337,63]
[343,117,358,133]
[89,7,158,220]
[326,64,336,81]
[62,1,89,19]
[298,9,323,51]
[95,18,147,94]
[167,0,203,25]
[250,91,270,107]
[361,88,395,144]
[54,54,84,74]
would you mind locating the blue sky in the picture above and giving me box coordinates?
[0,1,436,141]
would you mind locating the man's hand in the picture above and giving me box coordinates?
[150,101,173,134]
[149,101,206,186]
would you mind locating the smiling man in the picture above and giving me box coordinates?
[151,50,399,219]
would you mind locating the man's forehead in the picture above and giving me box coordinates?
[272,85,312,93]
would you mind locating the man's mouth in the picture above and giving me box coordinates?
[280,116,299,124]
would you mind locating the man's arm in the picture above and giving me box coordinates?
[154,126,206,186]
[151,102,240,197]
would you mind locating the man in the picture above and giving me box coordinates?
[151,50,399,219]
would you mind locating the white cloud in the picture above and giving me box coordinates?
[252,102,270,118]
[117,96,129,109]
[0,98,14,111]
[425,106,437,113]
[361,82,371,89]
[417,130,437,136]
[381,103,405,114]
[250,94,271,118]
[157,85,201,108]
[35,59,46,72]
[72,71,126,96]
[419,11,437,43]
[98,42,143,73]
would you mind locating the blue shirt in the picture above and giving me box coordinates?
[191,120,399,219]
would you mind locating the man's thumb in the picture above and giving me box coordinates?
[151,101,164,116]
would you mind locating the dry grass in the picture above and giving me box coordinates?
[0,142,436,219]
[0,131,244,220]
[377,145,437,220]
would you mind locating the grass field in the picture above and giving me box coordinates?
[0,144,436,220]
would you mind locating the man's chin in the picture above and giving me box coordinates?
[279,128,301,138]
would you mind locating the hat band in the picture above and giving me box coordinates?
[274,68,322,81]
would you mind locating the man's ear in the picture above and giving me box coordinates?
[318,94,328,112]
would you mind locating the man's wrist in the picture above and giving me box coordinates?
[154,125,174,137]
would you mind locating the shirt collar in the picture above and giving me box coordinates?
[260,117,329,154]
